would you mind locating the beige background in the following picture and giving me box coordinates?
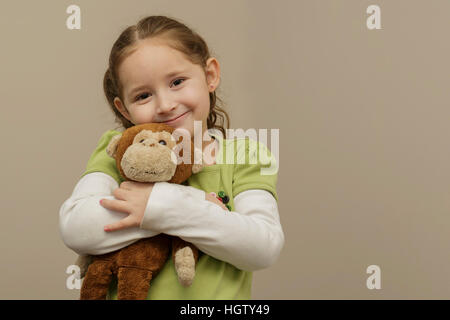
[0,0,449,299]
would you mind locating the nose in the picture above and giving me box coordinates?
[155,91,176,114]
[141,138,157,147]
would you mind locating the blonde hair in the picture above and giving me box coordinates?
[103,15,230,138]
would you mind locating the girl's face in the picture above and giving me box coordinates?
[114,38,220,139]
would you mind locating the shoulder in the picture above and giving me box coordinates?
[90,129,124,159]
[97,129,123,147]
[224,137,276,170]
[81,129,124,184]
[227,136,279,201]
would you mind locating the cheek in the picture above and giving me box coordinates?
[182,87,210,115]
[179,87,198,104]
[129,107,156,124]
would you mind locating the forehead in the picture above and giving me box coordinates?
[134,129,174,140]
[118,39,195,87]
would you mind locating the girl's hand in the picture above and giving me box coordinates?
[205,192,228,211]
[100,181,154,232]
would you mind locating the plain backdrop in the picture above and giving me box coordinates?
[0,0,449,299]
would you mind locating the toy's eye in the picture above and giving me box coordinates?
[158,140,166,145]
[139,139,145,143]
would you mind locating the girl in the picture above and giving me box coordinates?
[59,15,284,299]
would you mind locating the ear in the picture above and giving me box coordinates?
[106,134,122,158]
[191,147,204,174]
[113,97,132,122]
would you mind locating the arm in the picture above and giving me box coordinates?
[59,172,158,255]
[140,182,285,271]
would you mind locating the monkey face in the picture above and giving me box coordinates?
[120,130,178,182]
[106,123,204,184]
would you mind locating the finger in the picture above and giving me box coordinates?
[205,195,227,211]
[133,181,154,189]
[205,193,214,201]
[112,187,130,200]
[104,216,139,232]
[216,200,228,211]
[119,181,134,190]
[100,198,130,214]
[215,199,226,209]
[206,196,224,207]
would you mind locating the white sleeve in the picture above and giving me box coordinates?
[140,182,284,271]
[58,172,158,255]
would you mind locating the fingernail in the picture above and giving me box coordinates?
[100,199,103,204]
[104,226,110,232]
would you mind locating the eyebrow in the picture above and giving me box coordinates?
[128,69,189,97]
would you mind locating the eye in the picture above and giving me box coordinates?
[158,140,167,145]
[139,139,145,143]
[172,78,185,87]
[136,92,151,101]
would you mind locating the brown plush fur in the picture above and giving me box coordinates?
[80,123,202,300]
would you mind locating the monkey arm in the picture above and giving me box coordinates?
[59,172,159,255]
[140,182,285,271]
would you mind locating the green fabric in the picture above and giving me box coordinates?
[81,130,125,184]
[81,129,278,299]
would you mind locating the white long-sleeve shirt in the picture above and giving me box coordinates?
[59,172,284,271]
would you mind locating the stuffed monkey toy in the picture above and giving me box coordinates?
[79,123,204,300]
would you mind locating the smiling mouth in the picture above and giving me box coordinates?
[162,111,189,123]
[130,166,160,175]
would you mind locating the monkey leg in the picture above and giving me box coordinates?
[80,253,117,300]
[172,237,199,287]
[116,235,171,300]
[116,266,153,300]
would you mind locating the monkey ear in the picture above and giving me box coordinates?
[192,147,204,174]
[106,134,122,158]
